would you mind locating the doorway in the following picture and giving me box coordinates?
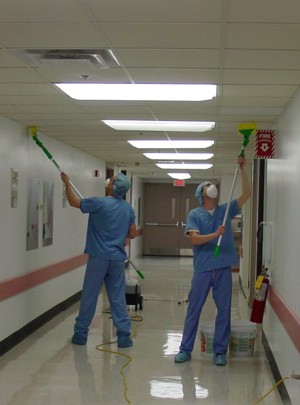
[143,183,199,256]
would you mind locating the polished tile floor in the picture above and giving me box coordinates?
[0,257,284,405]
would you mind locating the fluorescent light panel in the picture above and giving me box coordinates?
[128,140,214,149]
[54,83,217,101]
[103,120,215,132]
[144,153,213,160]
[157,163,213,169]
[167,173,191,180]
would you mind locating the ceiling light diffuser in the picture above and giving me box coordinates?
[156,163,213,169]
[144,153,213,160]
[128,140,214,149]
[167,173,191,180]
[54,83,217,101]
[103,120,215,132]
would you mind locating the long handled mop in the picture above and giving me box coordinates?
[213,123,256,257]
[29,126,83,198]
[29,126,145,279]
[127,259,145,280]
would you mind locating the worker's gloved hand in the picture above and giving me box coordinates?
[61,172,70,185]
[216,225,226,236]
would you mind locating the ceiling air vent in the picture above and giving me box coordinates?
[13,49,120,68]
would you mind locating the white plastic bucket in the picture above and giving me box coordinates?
[230,320,256,357]
[199,322,215,357]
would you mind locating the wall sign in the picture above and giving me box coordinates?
[173,179,185,187]
[255,129,275,159]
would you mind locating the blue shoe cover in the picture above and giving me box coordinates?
[117,336,133,348]
[71,334,87,345]
[213,353,227,366]
[174,352,191,363]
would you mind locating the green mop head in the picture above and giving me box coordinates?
[29,126,53,160]
[237,122,256,156]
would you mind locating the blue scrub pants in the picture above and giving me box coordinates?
[74,256,131,339]
[179,267,232,354]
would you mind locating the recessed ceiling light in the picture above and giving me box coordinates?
[158,160,175,163]
[144,153,213,160]
[156,163,213,169]
[128,140,214,149]
[167,173,191,180]
[54,83,217,101]
[103,120,215,132]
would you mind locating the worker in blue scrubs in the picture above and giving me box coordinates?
[175,156,251,365]
[61,172,136,348]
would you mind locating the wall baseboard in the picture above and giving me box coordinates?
[262,330,292,405]
[238,275,292,404]
[0,291,81,357]
[238,274,248,300]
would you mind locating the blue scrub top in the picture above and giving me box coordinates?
[80,196,135,260]
[185,200,240,272]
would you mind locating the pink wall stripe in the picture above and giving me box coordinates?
[0,254,87,301]
[1,252,299,352]
[268,286,300,352]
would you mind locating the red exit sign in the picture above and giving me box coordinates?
[173,179,185,187]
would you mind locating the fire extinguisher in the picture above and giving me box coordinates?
[250,267,270,324]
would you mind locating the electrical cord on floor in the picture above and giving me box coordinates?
[251,372,300,405]
[143,298,183,303]
[95,313,143,405]
[178,299,189,305]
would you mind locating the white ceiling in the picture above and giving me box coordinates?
[1,0,300,181]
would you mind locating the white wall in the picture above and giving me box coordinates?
[0,116,106,341]
[263,90,300,403]
[130,175,144,259]
[111,167,143,260]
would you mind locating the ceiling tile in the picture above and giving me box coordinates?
[0,0,298,179]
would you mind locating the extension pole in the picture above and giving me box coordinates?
[214,165,239,257]
[29,126,83,199]
[214,123,256,257]
[127,259,145,280]
[30,125,144,279]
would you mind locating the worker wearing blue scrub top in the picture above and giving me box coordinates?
[61,172,136,348]
[175,156,251,366]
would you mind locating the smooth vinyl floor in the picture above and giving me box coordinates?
[0,257,284,405]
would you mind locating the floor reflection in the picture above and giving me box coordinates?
[0,257,284,405]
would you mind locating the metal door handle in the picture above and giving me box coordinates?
[145,222,179,227]
[181,222,186,228]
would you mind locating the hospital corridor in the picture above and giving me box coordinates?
[0,257,286,405]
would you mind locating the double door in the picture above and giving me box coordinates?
[143,183,199,256]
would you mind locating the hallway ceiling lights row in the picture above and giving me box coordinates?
[168,173,191,180]
[128,140,214,149]
[129,140,215,172]
[157,163,213,169]
[54,83,217,101]
[144,153,213,160]
[103,120,215,132]
[54,82,216,178]
[132,143,214,172]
